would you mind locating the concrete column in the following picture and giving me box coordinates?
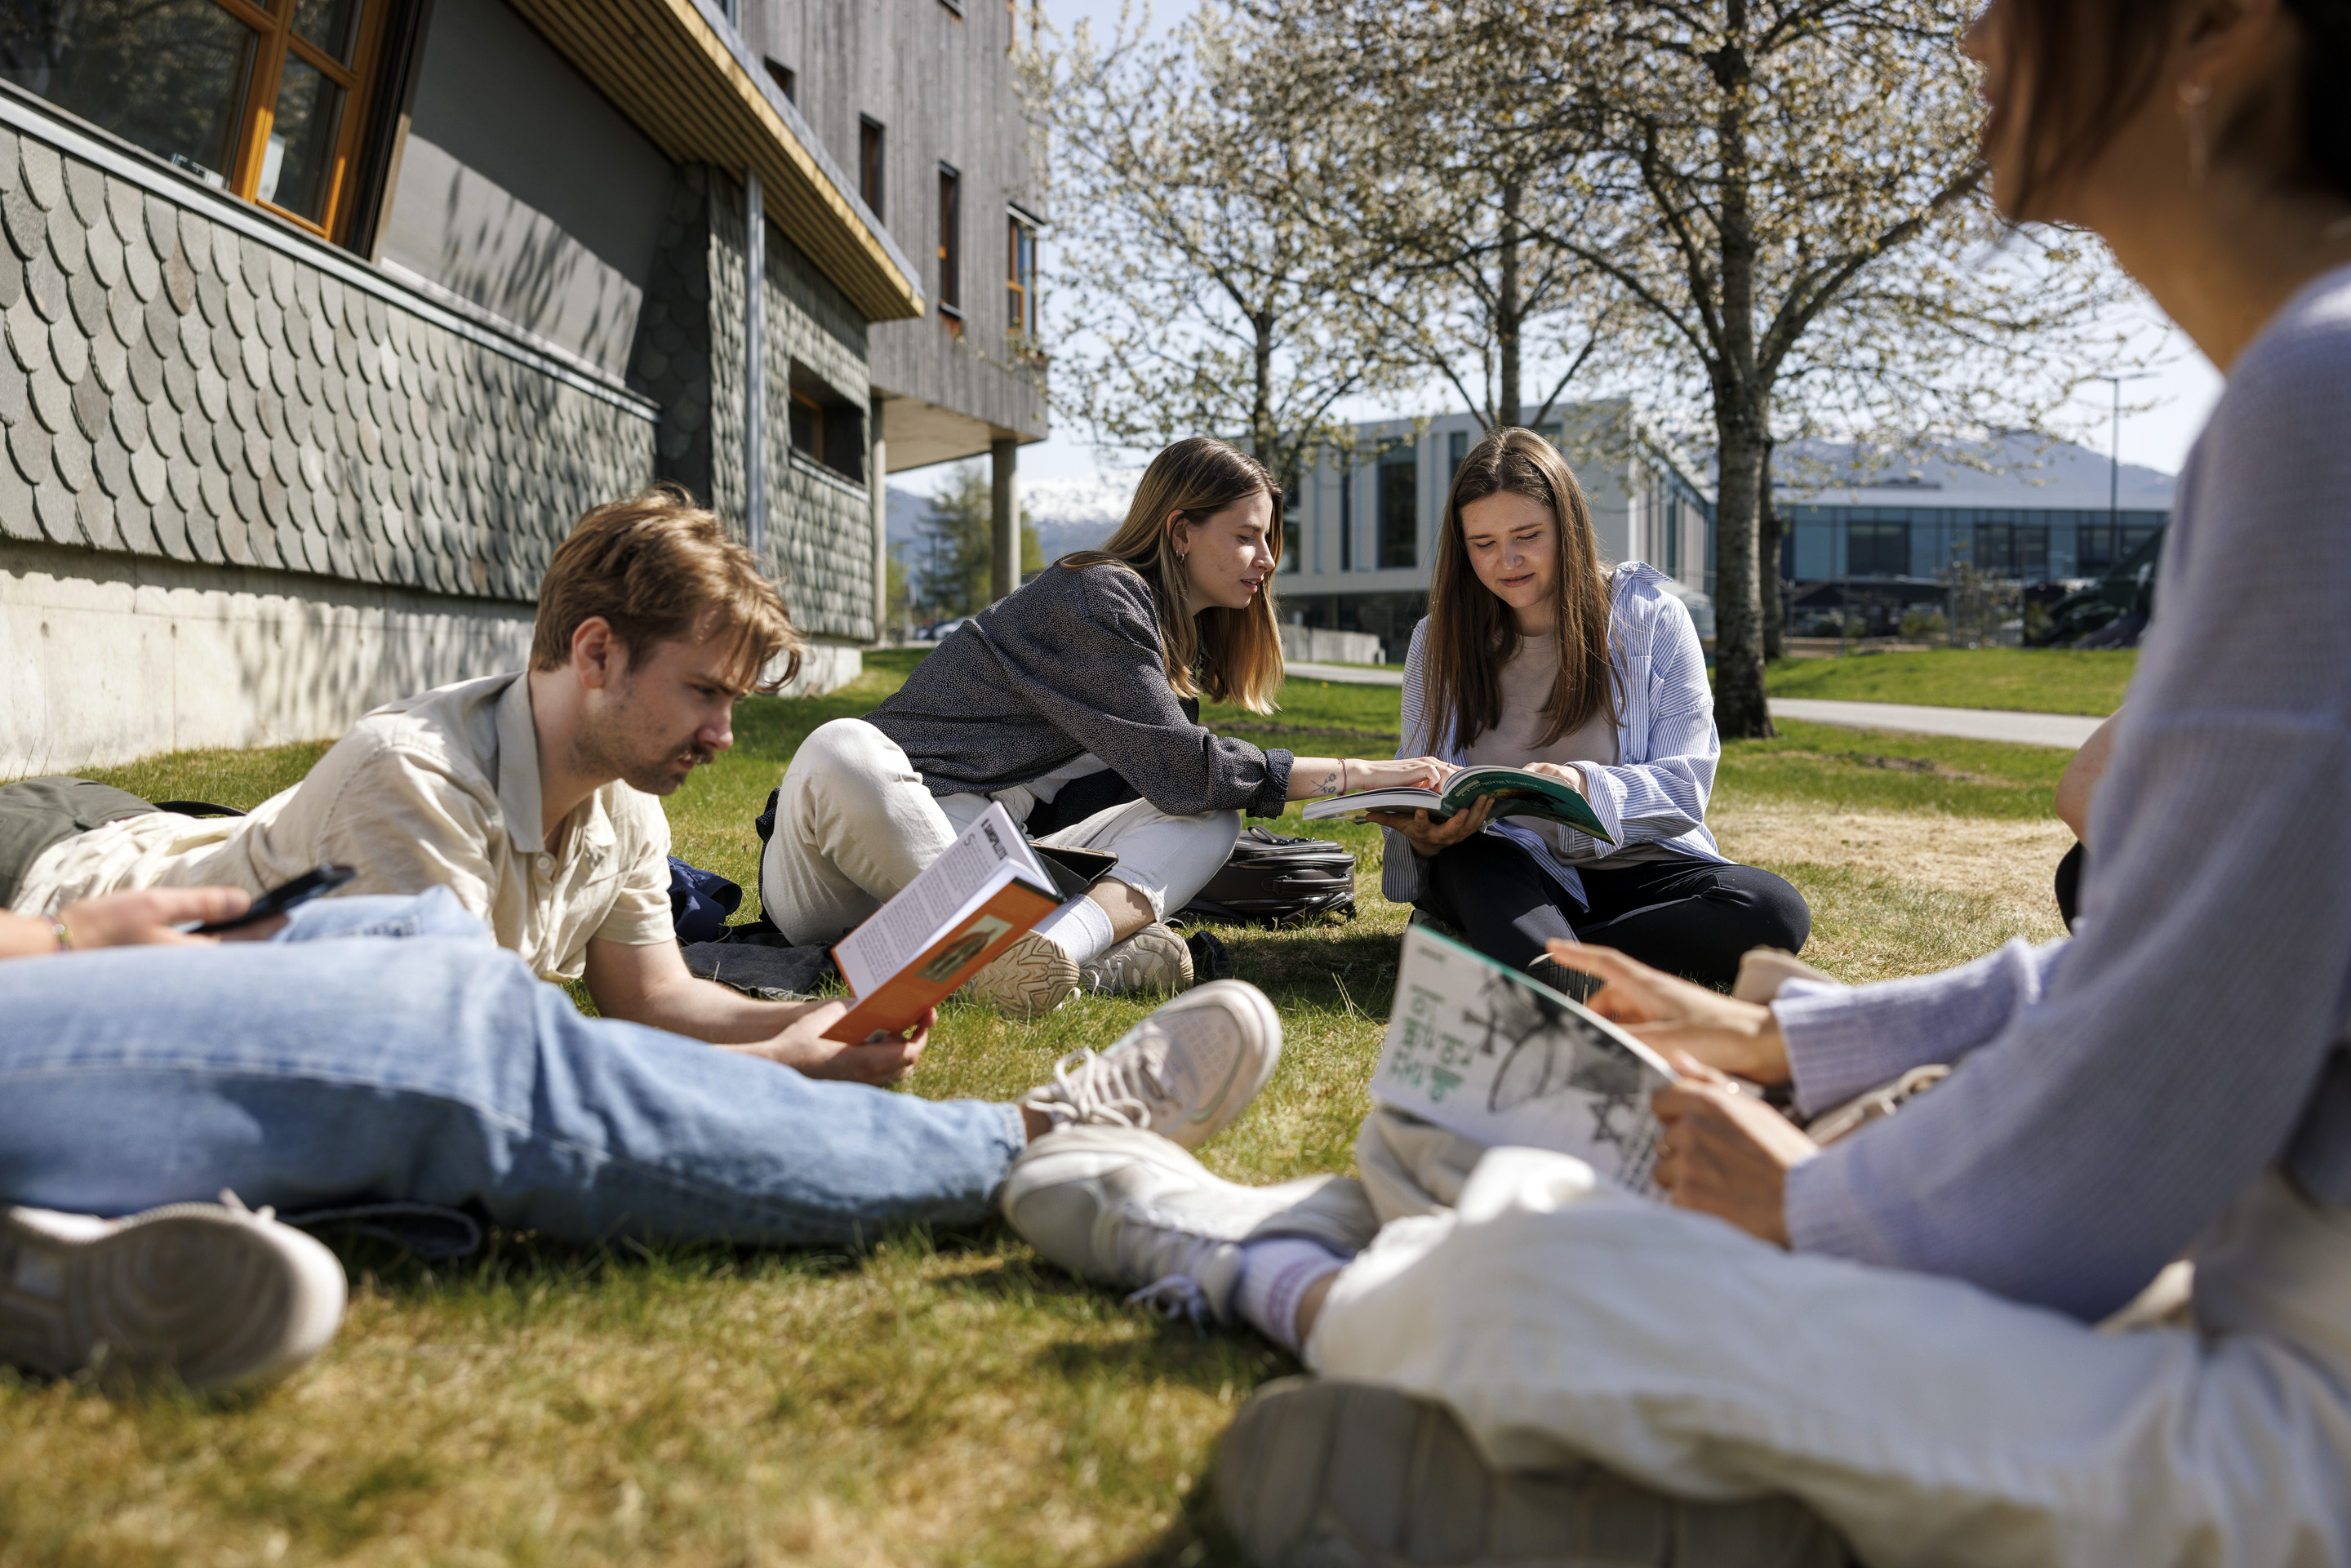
[871,395,889,642]
[743,169,767,562]
[990,435,1018,602]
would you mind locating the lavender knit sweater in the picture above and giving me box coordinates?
[1774,264,2351,1321]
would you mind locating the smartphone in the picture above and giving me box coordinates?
[191,864,358,935]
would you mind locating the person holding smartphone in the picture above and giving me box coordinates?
[0,884,1287,1394]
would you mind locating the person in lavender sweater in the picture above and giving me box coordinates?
[996,0,2351,1560]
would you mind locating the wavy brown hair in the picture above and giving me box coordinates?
[1424,427,1615,753]
[1059,437,1285,713]
[532,486,802,693]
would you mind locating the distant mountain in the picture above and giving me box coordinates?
[884,469,1136,563]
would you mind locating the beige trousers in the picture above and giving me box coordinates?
[757,717,1242,947]
[1309,1130,2351,1568]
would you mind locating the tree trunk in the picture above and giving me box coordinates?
[1251,310,1277,464]
[1497,177,1522,429]
[1758,436,1784,661]
[1708,5,1773,740]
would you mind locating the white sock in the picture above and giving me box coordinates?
[1233,1237,1348,1353]
[1034,894,1116,965]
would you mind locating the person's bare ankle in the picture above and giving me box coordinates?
[1293,1270,1337,1347]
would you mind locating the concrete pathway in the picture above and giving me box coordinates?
[1771,699,2104,748]
[1286,661,1403,686]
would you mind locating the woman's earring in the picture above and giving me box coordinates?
[2180,80,2212,184]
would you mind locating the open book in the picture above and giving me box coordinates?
[1302,765,1614,844]
[824,802,1063,1042]
[1368,925,1677,1195]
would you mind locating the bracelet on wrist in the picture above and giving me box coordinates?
[50,917,73,953]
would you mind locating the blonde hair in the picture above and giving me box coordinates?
[532,486,802,693]
[1059,438,1286,713]
[1424,428,1615,752]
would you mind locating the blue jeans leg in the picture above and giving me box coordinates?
[0,935,1024,1245]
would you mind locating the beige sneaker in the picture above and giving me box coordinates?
[1000,1126,1376,1327]
[1079,921,1194,997]
[0,1193,347,1394]
[1021,979,1282,1148]
[1215,1377,1854,1567]
[958,929,1081,1019]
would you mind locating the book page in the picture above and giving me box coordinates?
[1367,926,1676,1195]
[833,802,1050,996]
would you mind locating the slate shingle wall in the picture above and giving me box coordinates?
[633,165,875,643]
[0,113,658,605]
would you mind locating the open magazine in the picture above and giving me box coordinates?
[824,802,1061,1042]
[1368,925,1677,1195]
[1302,765,1614,844]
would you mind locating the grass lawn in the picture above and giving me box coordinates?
[1,656,2075,1566]
[1765,646,2136,715]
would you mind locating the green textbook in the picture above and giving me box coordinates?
[1301,765,1615,844]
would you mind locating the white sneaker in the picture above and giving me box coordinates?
[1001,1125,1378,1326]
[958,929,1081,1019]
[1021,978,1282,1149]
[0,1193,347,1393]
[1080,922,1194,996]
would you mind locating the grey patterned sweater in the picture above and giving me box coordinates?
[866,562,1293,817]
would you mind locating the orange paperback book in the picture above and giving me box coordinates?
[824,802,1062,1042]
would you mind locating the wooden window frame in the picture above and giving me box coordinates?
[937,163,962,335]
[214,0,393,242]
[1005,210,1037,338]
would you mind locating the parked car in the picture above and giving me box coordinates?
[922,619,969,642]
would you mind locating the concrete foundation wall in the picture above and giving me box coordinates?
[1,538,533,774]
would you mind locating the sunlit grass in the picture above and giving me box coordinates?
[1,653,2079,1565]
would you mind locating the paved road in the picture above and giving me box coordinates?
[1286,661,1404,686]
[1771,699,2104,748]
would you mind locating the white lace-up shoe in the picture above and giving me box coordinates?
[0,1193,347,1393]
[1001,1125,1379,1327]
[1020,979,1281,1149]
[1079,922,1195,996]
[959,930,1082,1019]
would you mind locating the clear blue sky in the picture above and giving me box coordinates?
[909,0,2224,495]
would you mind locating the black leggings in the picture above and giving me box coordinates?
[1416,832,1811,987]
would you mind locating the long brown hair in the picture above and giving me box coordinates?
[1424,428,1615,753]
[1059,437,1285,713]
[1993,0,2351,218]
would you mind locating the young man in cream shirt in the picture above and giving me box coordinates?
[6,490,911,1082]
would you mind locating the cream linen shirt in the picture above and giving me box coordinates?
[11,673,676,980]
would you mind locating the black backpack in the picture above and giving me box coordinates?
[1176,826,1358,926]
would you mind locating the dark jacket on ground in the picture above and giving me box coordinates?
[867,562,1292,818]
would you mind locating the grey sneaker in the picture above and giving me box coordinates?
[1080,921,1194,996]
[0,1194,347,1393]
[959,929,1081,1019]
[1021,979,1282,1148]
[1000,1125,1377,1326]
[1215,1377,1855,1567]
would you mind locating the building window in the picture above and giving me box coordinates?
[858,117,884,220]
[1280,478,1300,572]
[789,367,866,484]
[766,57,796,101]
[937,163,962,334]
[1847,521,1909,578]
[1338,457,1353,571]
[1378,440,1416,569]
[1006,211,1038,337]
[1,0,387,240]
[1970,521,2045,580]
[1447,429,1467,484]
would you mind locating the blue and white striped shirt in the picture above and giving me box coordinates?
[1380,562,1727,910]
